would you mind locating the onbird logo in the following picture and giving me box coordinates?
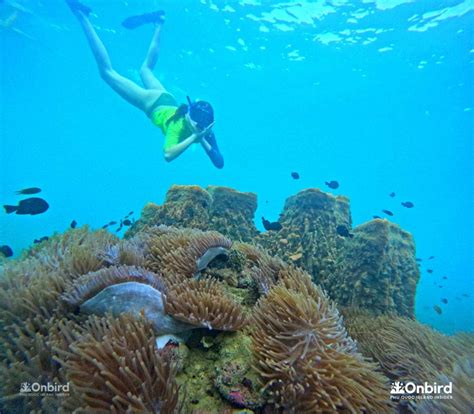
[390,381,405,395]
[20,383,31,393]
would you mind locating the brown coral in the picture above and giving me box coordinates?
[164,278,247,331]
[57,314,179,413]
[251,275,391,413]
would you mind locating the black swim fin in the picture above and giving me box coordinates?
[66,0,92,16]
[122,10,165,30]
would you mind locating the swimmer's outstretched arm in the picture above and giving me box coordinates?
[164,133,200,162]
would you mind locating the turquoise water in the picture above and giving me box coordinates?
[0,0,472,334]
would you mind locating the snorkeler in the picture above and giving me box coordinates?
[65,0,224,169]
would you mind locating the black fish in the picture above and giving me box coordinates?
[416,258,422,262]
[389,192,396,198]
[382,209,394,216]
[373,215,382,219]
[16,187,41,195]
[441,298,448,304]
[262,217,282,231]
[125,211,134,218]
[433,305,442,315]
[0,245,13,258]
[401,201,414,208]
[33,236,49,244]
[427,269,433,274]
[442,276,447,280]
[291,171,300,180]
[325,180,339,189]
[70,220,77,229]
[4,197,49,215]
[109,221,117,225]
[428,256,435,260]
[102,224,109,229]
[336,225,353,238]
[123,219,132,226]
[116,220,123,232]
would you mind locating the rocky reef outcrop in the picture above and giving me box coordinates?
[126,185,258,242]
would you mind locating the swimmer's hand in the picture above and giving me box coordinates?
[193,122,215,142]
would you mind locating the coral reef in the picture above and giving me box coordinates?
[126,185,258,242]
[250,267,392,413]
[327,219,420,317]
[343,309,474,412]
[416,359,474,414]
[256,189,419,317]
[0,216,398,414]
[58,314,180,413]
[343,309,474,383]
[257,189,350,283]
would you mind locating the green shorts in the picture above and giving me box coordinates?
[148,92,178,116]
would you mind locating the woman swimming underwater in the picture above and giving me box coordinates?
[66,0,224,169]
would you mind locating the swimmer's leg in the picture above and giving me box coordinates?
[140,23,166,91]
[67,3,158,114]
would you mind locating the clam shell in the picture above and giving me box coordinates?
[81,281,195,335]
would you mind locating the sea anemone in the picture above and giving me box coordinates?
[56,314,180,413]
[144,226,232,278]
[251,268,391,413]
[164,278,247,331]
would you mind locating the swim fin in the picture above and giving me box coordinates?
[66,0,92,16]
[122,10,165,30]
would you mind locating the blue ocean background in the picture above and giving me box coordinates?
[0,0,472,334]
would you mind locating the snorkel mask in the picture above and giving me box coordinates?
[187,96,214,130]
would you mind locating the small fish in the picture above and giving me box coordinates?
[442,276,447,280]
[125,211,134,218]
[401,201,414,208]
[102,224,109,229]
[291,171,300,180]
[70,220,77,229]
[116,220,123,233]
[15,187,41,195]
[262,217,282,231]
[0,245,13,258]
[389,192,396,198]
[439,285,443,288]
[441,298,448,304]
[4,197,49,215]
[325,180,339,189]
[428,256,435,260]
[33,236,49,244]
[123,219,132,226]
[382,209,394,216]
[336,225,353,238]
[433,305,442,315]
[462,294,470,298]
[427,269,433,274]
[109,221,117,225]
[416,258,423,262]
[373,215,382,219]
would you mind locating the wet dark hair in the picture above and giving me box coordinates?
[165,97,214,130]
